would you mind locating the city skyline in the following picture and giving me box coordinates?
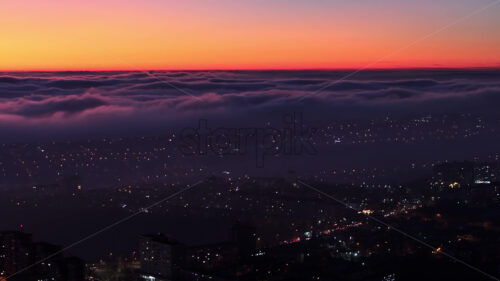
[1,1,499,280]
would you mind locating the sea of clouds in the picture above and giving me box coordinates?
[0,69,499,140]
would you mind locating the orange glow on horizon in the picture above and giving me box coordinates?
[1,0,499,71]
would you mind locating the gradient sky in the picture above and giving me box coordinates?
[1,0,499,70]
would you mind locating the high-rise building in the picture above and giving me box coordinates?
[0,231,86,281]
[0,231,35,280]
[34,242,65,281]
[474,163,500,184]
[139,234,185,281]
[231,223,256,260]
[64,257,85,281]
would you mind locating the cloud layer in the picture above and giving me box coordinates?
[0,70,499,140]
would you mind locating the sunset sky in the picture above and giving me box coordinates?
[1,0,499,70]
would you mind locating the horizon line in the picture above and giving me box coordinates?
[2,66,500,73]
